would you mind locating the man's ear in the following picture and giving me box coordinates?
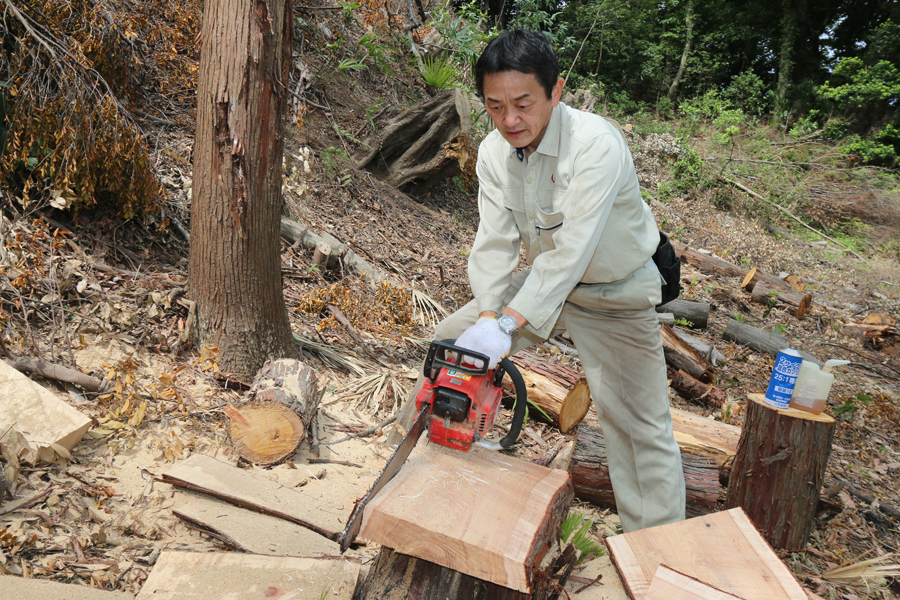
[551,77,565,106]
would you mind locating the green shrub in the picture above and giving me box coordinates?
[672,142,711,192]
[819,57,900,109]
[724,70,769,115]
[678,89,733,121]
[419,56,460,90]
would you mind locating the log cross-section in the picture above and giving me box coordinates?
[504,350,592,433]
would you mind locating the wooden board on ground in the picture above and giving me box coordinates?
[135,551,359,600]
[0,360,91,451]
[606,507,807,600]
[171,490,339,556]
[160,453,346,541]
[670,407,740,467]
[358,442,573,593]
[0,576,134,599]
[645,565,745,599]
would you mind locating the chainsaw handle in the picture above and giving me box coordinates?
[498,357,527,449]
[423,340,490,380]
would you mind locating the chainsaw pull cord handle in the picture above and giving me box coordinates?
[498,357,527,449]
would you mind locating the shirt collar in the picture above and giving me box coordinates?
[507,103,563,161]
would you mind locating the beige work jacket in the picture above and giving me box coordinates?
[469,102,660,334]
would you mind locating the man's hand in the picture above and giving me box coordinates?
[454,316,512,369]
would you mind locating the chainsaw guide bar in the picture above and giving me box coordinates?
[338,404,431,552]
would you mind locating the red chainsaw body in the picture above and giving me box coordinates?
[415,366,503,451]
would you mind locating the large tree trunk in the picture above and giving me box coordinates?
[775,0,798,113]
[356,88,473,195]
[189,0,298,374]
[667,0,695,100]
[726,393,836,550]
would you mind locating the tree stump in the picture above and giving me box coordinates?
[356,546,559,600]
[223,402,305,465]
[502,350,592,433]
[568,423,718,517]
[725,393,836,550]
[355,88,473,195]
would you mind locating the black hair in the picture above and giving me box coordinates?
[475,29,559,100]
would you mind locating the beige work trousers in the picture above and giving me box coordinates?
[413,259,686,532]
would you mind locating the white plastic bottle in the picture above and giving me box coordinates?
[789,359,851,415]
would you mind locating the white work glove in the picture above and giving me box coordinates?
[454,316,512,369]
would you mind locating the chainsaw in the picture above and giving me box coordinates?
[339,340,527,552]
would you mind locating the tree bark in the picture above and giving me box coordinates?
[746,281,812,319]
[189,0,297,374]
[776,0,798,110]
[726,393,836,550]
[656,299,709,329]
[660,324,716,383]
[721,319,822,365]
[568,423,718,518]
[670,240,744,279]
[249,358,319,427]
[356,88,473,195]
[666,0,695,100]
[740,266,801,294]
[503,350,592,433]
[356,546,560,599]
[667,367,727,409]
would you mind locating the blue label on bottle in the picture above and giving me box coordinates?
[765,351,803,408]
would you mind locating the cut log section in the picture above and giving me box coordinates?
[661,324,716,382]
[606,508,808,600]
[667,367,727,409]
[313,241,331,272]
[722,319,822,365]
[726,393,836,551]
[746,281,812,319]
[248,358,319,427]
[358,441,573,593]
[568,422,718,517]
[670,407,741,472]
[355,88,473,195]
[645,565,745,600]
[223,402,304,465]
[656,299,710,329]
[670,240,744,278]
[356,546,558,600]
[503,350,592,433]
[740,266,804,294]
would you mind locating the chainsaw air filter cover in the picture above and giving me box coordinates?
[432,388,471,422]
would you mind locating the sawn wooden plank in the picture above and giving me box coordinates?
[171,490,340,556]
[645,565,745,599]
[0,576,133,599]
[606,508,807,600]
[159,453,345,541]
[134,551,359,600]
[358,441,573,593]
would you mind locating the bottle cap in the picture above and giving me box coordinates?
[822,359,851,373]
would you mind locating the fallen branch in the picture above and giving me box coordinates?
[842,483,900,521]
[320,413,398,446]
[718,176,863,260]
[3,357,103,393]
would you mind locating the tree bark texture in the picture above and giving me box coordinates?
[746,281,812,319]
[249,358,320,427]
[355,88,473,195]
[726,393,836,550]
[189,0,297,374]
[660,324,715,383]
[667,367,727,409]
[356,546,560,600]
[666,0,695,100]
[721,319,822,366]
[503,350,592,433]
[656,299,709,329]
[568,423,718,518]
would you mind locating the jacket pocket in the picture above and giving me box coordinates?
[535,206,564,252]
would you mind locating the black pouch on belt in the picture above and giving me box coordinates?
[652,230,681,306]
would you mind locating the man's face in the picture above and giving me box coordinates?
[483,71,564,156]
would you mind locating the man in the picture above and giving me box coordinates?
[401,29,685,532]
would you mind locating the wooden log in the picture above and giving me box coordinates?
[656,299,710,329]
[502,350,591,433]
[248,358,319,428]
[740,266,804,294]
[746,281,812,319]
[313,241,331,271]
[671,329,727,365]
[358,443,573,593]
[670,407,741,480]
[671,240,744,278]
[725,393,836,551]
[721,319,822,366]
[568,422,718,518]
[661,324,716,383]
[356,545,558,600]
[667,367,727,409]
[223,402,305,465]
[3,357,103,393]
